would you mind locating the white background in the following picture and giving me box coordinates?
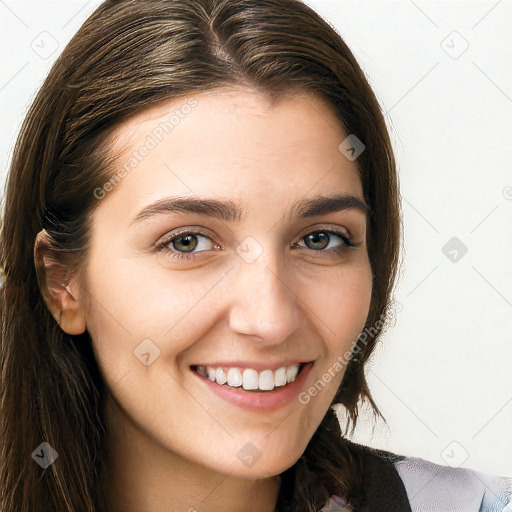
[1,0,511,477]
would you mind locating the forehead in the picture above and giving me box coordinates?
[109,86,352,163]
[99,87,363,217]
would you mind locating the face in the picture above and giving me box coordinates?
[77,87,372,479]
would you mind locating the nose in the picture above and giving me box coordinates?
[227,257,302,346]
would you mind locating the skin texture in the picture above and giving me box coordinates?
[48,87,373,512]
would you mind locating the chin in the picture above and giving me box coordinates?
[217,448,302,480]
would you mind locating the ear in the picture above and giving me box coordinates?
[34,229,87,335]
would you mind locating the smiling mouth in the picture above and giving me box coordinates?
[190,362,310,392]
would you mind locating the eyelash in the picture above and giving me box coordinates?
[155,227,355,261]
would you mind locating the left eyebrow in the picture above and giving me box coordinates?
[130,193,369,226]
[291,194,369,219]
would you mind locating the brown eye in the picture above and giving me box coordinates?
[171,234,199,253]
[304,232,330,250]
[298,230,352,252]
[156,229,220,261]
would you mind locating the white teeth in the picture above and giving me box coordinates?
[227,368,242,387]
[274,366,287,387]
[195,363,305,391]
[242,368,259,390]
[259,369,274,390]
[215,367,227,385]
[206,366,216,381]
[286,364,299,383]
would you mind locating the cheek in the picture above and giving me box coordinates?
[302,262,373,391]
[83,252,210,335]
[305,262,373,338]
[296,264,372,428]
[81,256,231,383]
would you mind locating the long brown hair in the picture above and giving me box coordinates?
[0,0,401,510]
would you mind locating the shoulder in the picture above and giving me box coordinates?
[340,441,511,511]
[392,455,512,512]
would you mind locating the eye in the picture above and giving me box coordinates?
[294,229,354,255]
[155,227,355,262]
[156,229,220,260]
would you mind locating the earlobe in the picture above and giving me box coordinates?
[34,229,87,335]
[55,280,87,335]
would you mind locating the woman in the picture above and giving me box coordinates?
[0,0,510,511]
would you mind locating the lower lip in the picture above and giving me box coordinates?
[191,363,314,412]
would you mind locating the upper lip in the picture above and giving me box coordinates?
[190,360,314,373]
